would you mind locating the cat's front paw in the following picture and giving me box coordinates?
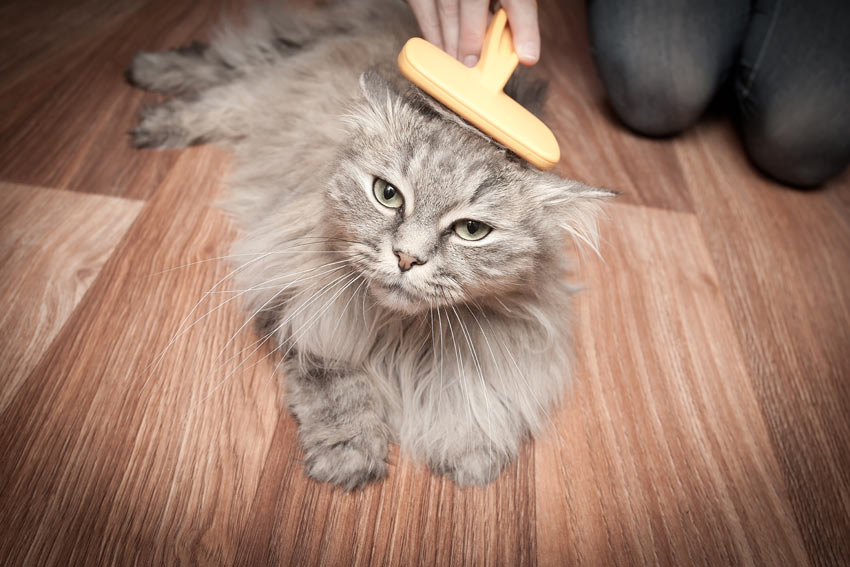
[130,103,195,149]
[127,50,197,93]
[304,433,388,490]
[434,448,509,487]
[127,51,169,91]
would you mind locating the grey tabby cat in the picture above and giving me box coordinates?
[128,0,611,488]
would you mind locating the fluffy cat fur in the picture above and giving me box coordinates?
[128,0,612,489]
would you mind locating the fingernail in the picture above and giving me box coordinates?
[518,42,539,62]
[463,55,478,67]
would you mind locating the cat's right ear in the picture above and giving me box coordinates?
[359,68,394,107]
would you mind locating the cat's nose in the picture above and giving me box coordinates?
[393,249,426,272]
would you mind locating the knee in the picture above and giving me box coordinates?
[590,26,718,136]
[608,72,712,136]
[740,94,850,188]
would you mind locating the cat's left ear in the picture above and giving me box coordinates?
[537,177,617,255]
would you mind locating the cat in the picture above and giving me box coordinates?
[128,0,612,489]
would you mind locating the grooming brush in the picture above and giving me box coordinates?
[398,8,560,170]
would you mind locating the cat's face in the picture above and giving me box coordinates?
[324,71,608,314]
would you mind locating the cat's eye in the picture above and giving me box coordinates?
[453,219,492,241]
[373,178,404,209]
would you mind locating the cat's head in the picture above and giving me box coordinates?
[324,69,612,314]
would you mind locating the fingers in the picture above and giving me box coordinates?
[502,0,540,65]
[437,0,460,59]
[409,0,444,49]
[409,0,541,66]
[458,0,489,67]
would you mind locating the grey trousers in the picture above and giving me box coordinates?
[588,0,850,187]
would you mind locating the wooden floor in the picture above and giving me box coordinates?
[1,1,848,565]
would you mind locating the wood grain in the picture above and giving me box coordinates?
[231,435,536,566]
[1,0,850,565]
[536,204,810,566]
[0,148,281,566]
[536,0,695,213]
[0,183,142,412]
[0,0,147,80]
[675,120,850,567]
[0,0,246,199]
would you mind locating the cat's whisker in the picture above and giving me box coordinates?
[209,261,357,370]
[435,306,445,416]
[228,271,360,379]
[361,278,369,327]
[463,304,512,408]
[265,270,359,348]
[426,299,436,413]
[253,270,360,366]
[163,264,352,417]
[331,277,367,334]
[262,272,363,387]
[322,275,368,363]
[560,223,602,260]
[214,254,364,293]
[137,249,285,393]
[451,304,494,459]
[150,249,348,278]
[277,273,363,362]
[215,270,357,374]
[150,235,366,276]
[442,305,472,454]
[472,302,566,445]
[179,271,358,422]
[494,297,514,315]
[215,256,357,296]
[156,260,355,377]
[465,302,563,445]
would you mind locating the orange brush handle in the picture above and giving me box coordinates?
[476,9,520,92]
[398,7,560,170]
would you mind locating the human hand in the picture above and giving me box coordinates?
[407,0,540,67]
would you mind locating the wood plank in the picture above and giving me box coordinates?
[231,435,536,566]
[536,203,811,566]
[0,183,142,413]
[537,0,694,213]
[677,119,850,567]
[0,0,246,199]
[0,147,278,566]
[0,0,146,80]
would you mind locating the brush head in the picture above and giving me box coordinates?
[398,9,560,170]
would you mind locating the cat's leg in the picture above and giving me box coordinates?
[285,360,390,490]
[130,98,208,149]
[425,391,524,486]
[431,433,517,487]
[435,447,513,486]
[130,83,249,149]
[127,43,239,94]
[127,4,333,95]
